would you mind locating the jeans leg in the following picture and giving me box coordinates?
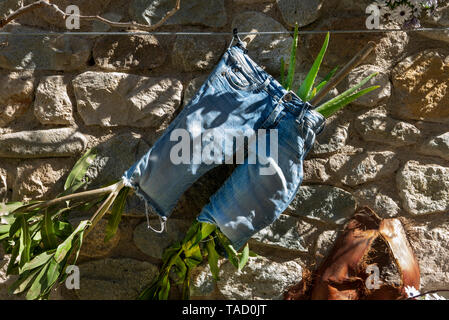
[197,109,325,250]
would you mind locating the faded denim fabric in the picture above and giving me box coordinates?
[123,42,325,248]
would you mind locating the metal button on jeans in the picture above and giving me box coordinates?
[283,92,292,102]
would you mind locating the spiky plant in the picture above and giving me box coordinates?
[0,25,380,300]
[280,24,379,118]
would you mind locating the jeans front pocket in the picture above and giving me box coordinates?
[223,62,270,93]
[225,65,251,89]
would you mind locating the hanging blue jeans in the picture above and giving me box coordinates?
[122,41,325,249]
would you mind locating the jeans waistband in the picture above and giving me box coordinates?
[225,45,326,133]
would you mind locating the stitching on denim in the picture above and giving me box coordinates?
[227,48,269,89]
[260,98,283,129]
[271,110,286,129]
[224,66,269,92]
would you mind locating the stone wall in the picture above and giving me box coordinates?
[1,0,449,300]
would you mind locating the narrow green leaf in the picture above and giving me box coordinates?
[0,224,10,235]
[184,245,202,269]
[104,187,130,242]
[297,32,330,101]
[77,197,106,213]
[6,242,20,275]
[162,241,182,262]
[72,227,86,264]
[158,274,170,300]
[249,250,258,257]
[181,268,191,300]
[173,256,187,285]
[0,202,25,216]
[205,236,220,281]
[238,243,250,271]
[9,267,42,295]
[216,231,239,269]
[1,213,15,225]
[54,220,90,263]
[280,57,285,87]
[137,279,160,300]
[184,222,216,251]
[18,216,31,268]
[285,23,299,91]
[183,221,200,244]
[11,202,43,217]
[54,221,73,238]
[316,85,380,118]
[313,65,339,98]
[9,217,22,238]
[318,72,378,109]
[25,262,49,300]
[41,209,57,249]
[64,148,97,191]
[0,233,9,241]
[316,72,379,118]
[306,87,317,102]
[199,223,216,242]
[26,259,60,300]
[20,250,55,273]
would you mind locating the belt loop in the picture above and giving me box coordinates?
[299,101,311,121]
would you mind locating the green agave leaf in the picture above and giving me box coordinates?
[285,23,299,91]
[205,236,220,281]
[238,243,250,272]
[20,250,55,273]
[316,85,380,118]
[41,209,57,250]
[311,65,339,100]
[316,72,379,117]
[64,148,97,191]
[104,187,130,242]
[54,220,90,264]
[280,57,285,87]
[297,32,330,101]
